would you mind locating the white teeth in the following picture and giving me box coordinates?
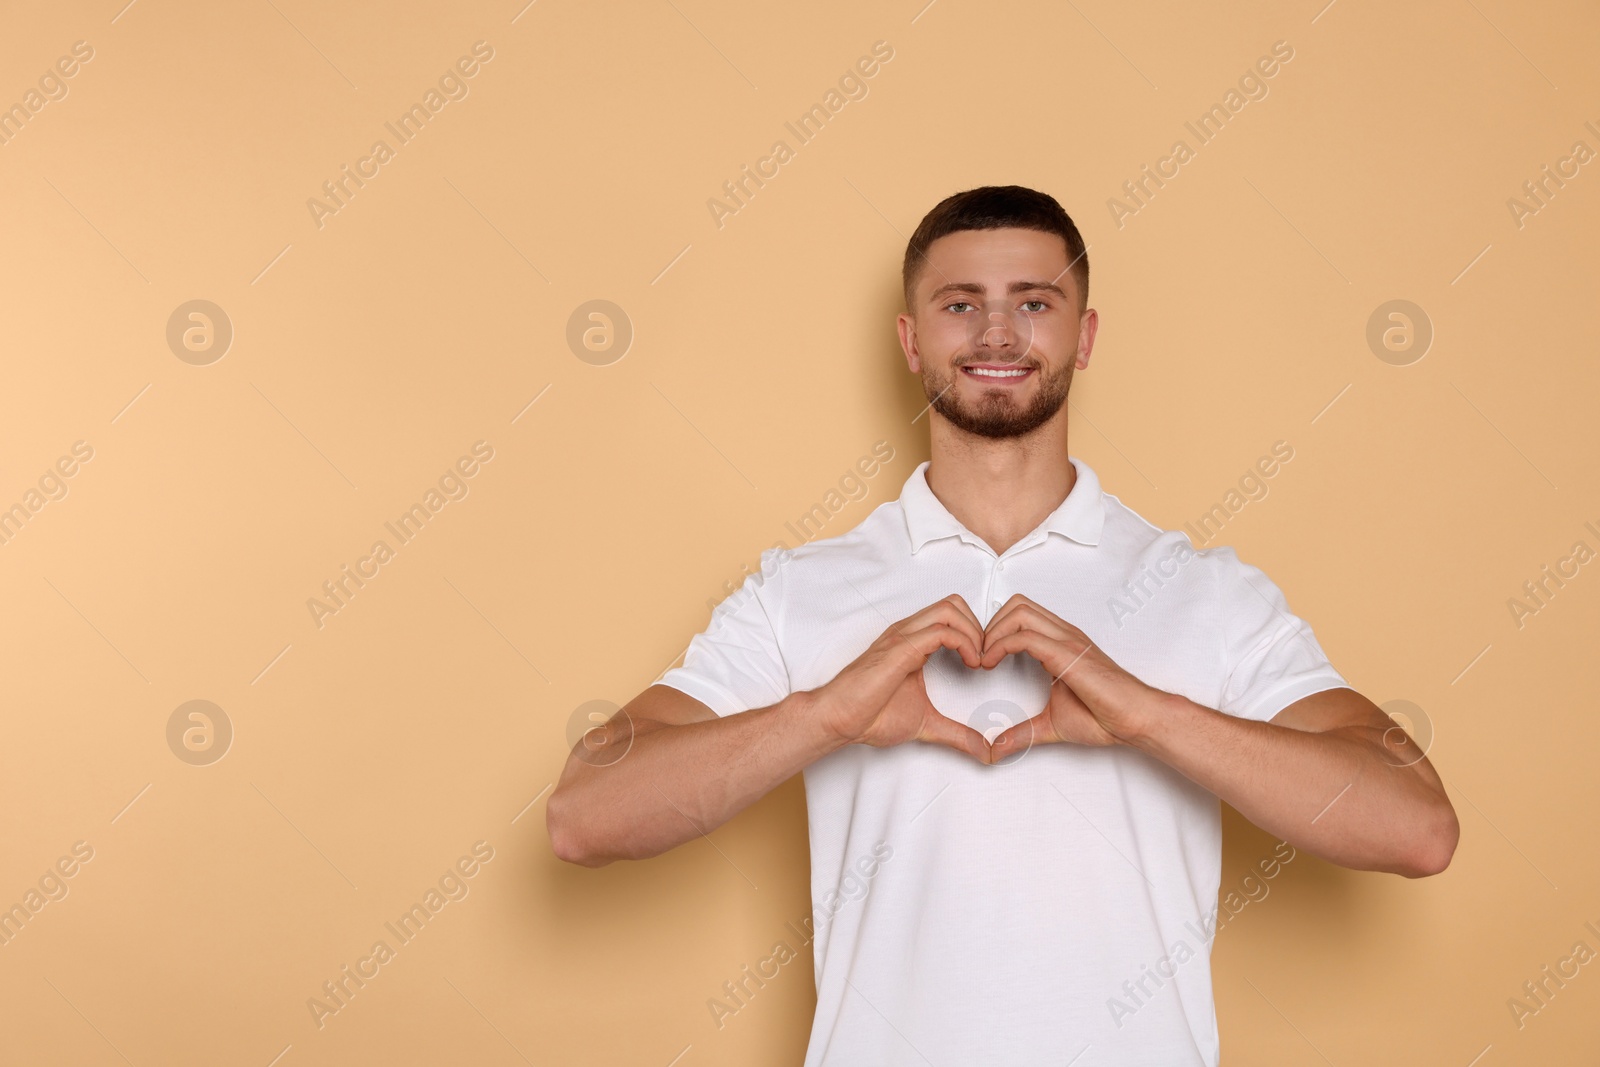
[965,367,1029,378]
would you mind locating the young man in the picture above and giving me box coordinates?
[548,186,1458,1066]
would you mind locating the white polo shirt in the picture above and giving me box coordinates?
[660,457,1348,1066]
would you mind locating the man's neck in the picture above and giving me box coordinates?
[923,416,1075,557]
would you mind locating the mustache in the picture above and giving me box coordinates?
[952,355,1039,370]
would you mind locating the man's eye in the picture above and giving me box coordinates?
[1022,300,1048,312]
[945,302,973,313]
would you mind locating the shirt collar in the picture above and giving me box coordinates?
[899,457,1104,555]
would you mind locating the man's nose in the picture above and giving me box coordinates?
[981,310,1013,346]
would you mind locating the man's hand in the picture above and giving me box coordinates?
[979,594,1166,753]
[813,594,995,765]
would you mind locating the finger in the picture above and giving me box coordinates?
[984,602,1073,649]
[892,621,983,672]
[894,602,984,668]
[903,597,986,665]
[938,593,985,635]
[988,596,1078,639]
[986,593,1042,631]
[915,705,994,764]
[981,627,1076,676]
[904,594,971,628]
[987,594,1078,640]
[983,598,1036,652]
[979,627,1042,668]
[991,711,1061,752]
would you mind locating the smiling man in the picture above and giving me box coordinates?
[547,185,1459,1066]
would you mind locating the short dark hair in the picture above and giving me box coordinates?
[901,185,1089,314]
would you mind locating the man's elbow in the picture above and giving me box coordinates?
[549,827,609,868]
[1402,801,1460,878]
[547,791,613,868]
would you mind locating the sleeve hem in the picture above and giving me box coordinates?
[655,673,747,718]
[1235,672,1351,723]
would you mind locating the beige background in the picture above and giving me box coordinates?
[1,0,1596,1063]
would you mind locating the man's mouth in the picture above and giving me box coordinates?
[960,363,1035,384]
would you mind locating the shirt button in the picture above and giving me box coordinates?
[996,561,1005,572]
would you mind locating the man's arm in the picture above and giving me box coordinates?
[547,595,993,868]
[1125,686,1459,878]
[546,685,843,868]
[982,596,1459,879]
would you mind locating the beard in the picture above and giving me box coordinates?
[923,356,1074,439]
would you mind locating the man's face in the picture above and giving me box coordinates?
[897,227,1096,440]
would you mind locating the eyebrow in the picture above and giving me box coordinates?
[927,280,1068,303]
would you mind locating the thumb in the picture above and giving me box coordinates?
[915,703,994,765]
[991,711,1056,755]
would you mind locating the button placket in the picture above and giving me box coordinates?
[991,537,1045,611]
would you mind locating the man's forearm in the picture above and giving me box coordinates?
[1127,693,1455,877]
[548,691,846,867]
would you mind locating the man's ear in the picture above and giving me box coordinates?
[1075,307,1099,370]
[896,311,922,373]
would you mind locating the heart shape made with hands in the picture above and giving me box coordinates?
[921,617,1054,765]
[918,595,1133,761]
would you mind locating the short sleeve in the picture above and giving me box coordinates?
[1209,545,1349,722]
[657,548,793,717]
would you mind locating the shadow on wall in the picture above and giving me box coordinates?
[872,274,934,451]
[1219,803,1363,933]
